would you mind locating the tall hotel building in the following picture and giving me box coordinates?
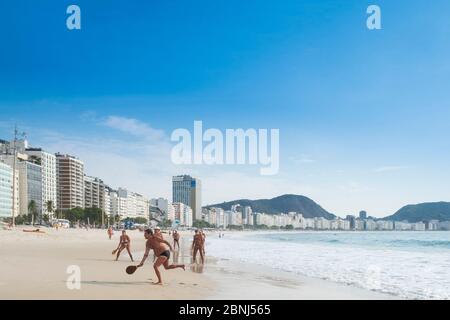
[17,161,42,217]
[84,176,106,210]
[172,175,202,221]
[25,148,57,218]
[56,153,85,210]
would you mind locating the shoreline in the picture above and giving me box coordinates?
[0,227,397,300]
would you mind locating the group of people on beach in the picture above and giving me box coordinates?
[110,227,207,285]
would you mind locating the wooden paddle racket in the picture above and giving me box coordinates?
[112,249,118,255]
[126,266,138,275]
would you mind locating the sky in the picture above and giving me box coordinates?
[1,0,450,217]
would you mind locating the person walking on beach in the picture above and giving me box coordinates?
[114,230,134,262]
[192,229,205,264]
[173,230,180,250]
[137,229,185,285]
[107,226,114,240]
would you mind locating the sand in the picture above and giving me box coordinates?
[0,228,395,300]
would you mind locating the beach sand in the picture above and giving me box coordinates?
[0,228,395,300]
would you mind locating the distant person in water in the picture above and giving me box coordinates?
[115,230,134,262]
[173,230,181,250]
[192,229,205,264]
[137,229,185,285]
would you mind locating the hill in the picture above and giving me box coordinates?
[384,202,450,222]
[205,194,336,219]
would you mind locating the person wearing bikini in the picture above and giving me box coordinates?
[114,230,134,262]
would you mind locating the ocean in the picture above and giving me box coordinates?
[207,231,450,299]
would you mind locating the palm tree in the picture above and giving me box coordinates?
[46,200,55,221]
[28,200,37,225]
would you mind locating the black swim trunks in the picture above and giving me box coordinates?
[159,250,170,259]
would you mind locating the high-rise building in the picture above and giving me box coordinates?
[359,210,368,220]
[243,206,253,225]
[0,162,14,218]
[84,176,106,210]
[25,148,57,218]
[104,188,112,218]
[0,160,20,218]
[56,153,85,210]
[172,175,202,221]
[346,215,357,230]
[1,155,42,217]
[17,161,42,217]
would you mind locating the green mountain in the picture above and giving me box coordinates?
[384,202,450,222]
[205,194,336,219]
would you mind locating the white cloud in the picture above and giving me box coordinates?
[374,166,410,173]
[288,154,316,164]
[102,115,166,141]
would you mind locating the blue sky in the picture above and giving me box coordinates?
[1,0,450,217]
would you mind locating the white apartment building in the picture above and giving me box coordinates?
[206,207,225,228]
[113,188,149,218]
[104,189,111,217]
[428,220,439,231]
[135,193,149,218]
[0,161,20,218]
[243,206,254,225]
[229,211,242,226]
[304,218,315,229]
[167,203,176,222]
[338,219,351,230]
[365,219,377,231]
[376,220,394,230]
[25,148,57,217]
[394,221,413,231]
[84,176,106,210]
[412,222,426,231]
[172,202,193,227]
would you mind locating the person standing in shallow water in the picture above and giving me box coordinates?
[192,229,205,264]
[173,230,180,250]
[137,229,185,285]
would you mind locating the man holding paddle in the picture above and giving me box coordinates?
[132,229,185,285]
